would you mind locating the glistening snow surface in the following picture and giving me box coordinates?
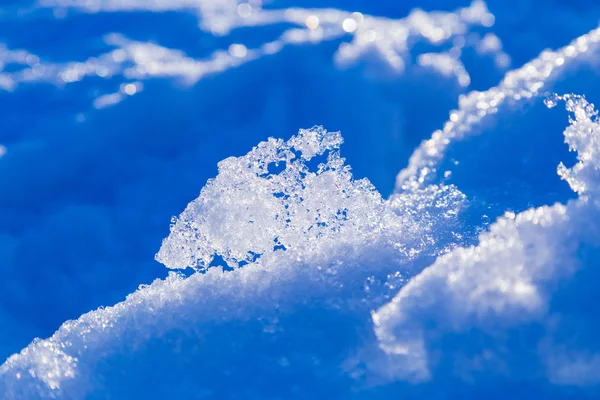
[376,94,600,384]
[2,125,469,398]
[157,127,418,271]
[2,0,600,399]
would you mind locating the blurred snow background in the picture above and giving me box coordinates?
[1,0,600,398]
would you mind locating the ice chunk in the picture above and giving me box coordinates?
[157,126,469,271]
[374,95,600,384]
[156,126,391,270]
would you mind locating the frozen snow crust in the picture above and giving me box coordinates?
[3,0,600,399]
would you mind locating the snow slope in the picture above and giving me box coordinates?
[1,0,600,399]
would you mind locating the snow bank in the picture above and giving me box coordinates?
[0,0,508,360]
[374,94,600,386]
[2,1,600,399]
[0,127,466,399]
[370,25,600,388]
[5,22,600,393]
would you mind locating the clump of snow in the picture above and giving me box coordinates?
[553,95,600,195]
[156,126,393,270]
[373,95,600,384]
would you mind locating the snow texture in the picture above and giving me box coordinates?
[1,121,470,397]
[0,1,506,109]
[0,0,514,362]
[375,94,600,384]
[2,0,600,399]
[4,38,600,398]
[157,127,395,270]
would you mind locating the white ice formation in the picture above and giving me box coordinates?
[156,127,447,271]
[157,127,383,270]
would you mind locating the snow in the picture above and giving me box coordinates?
[4,53,600,400]
[1,0,600,399]
[397,26,600,192]
[374,94,600,384]
[157,127,396,270]
[0,131,468,397]
[0,1,507,112]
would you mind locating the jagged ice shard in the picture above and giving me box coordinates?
[156,127,464,272]
[2,1,600,400]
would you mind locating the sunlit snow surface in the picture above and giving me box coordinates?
[2,0,600,398]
